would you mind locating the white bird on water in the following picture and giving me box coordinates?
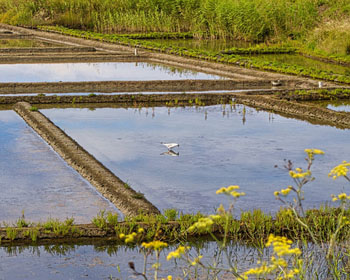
[161,142,179,150]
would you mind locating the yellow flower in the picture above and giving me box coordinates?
[280,188,291,196]
[138,228,144,233]
[289,169,311,179]
[216,185,244,198]
[167,245,189,261]
[119,233,125,239]
[329,161,350,179]
[274,191,280,197]
[243,235,301,279]
[332,193,350,202]
[209,214,222,221]
[142,240,168,251]
[188,217,214,232]
[304,148,325,160]
[125,232,137,243]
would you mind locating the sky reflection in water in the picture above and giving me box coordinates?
[0,111,118,223]
[42,104,350,215]
[0,62,222,83]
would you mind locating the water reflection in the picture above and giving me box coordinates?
[161,150,179,157]
[0,62,223,83]
[0,241,340,279]
[0,110,118,224]
[42,104,350,215]
[310,100,350,113]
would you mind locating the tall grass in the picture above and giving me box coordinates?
[0,0,347,42]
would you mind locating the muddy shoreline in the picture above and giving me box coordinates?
[14,102,160,217]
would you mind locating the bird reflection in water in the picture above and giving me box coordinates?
[161,150,179,157]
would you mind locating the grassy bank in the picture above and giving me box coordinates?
[0,0,349,67]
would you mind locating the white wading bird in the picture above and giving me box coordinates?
[161,142,179,150]
[271,80,282,86]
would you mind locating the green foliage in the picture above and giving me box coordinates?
[164,209,178,221]
[29,106,38,112]
[0,0,347,42]
[42,218,74,236]
[24,228,39,242]
[6,227,17,241]
[92,210,119,229]
[132,191,145,199]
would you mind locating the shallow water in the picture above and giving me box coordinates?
[0,241,270,280]
[248,54,350,77]
[0,240,333,280]
[0,62,223,83]
[0,39,61,48]
[310,100,350,112]
[42,104,350,215]
[0,110,118,224]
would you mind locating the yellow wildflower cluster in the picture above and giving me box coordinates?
[304,148,324,160]
[289,169,311,179]
[329,161,350,180]
[266,235,301,257]
[161,276,172,280]
[167,245,190,261]
[141,240,168,251]
[331,193,350,202]
[188,217,214,232]
[119,232,137,243]
[216,185,246,198]
[119,228,144,243]
[274,186,293,197]
[243,235,301,279]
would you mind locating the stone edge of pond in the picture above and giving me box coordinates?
[13,101,160,217]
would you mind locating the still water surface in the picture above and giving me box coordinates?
[0,110,118,224]
[0,62,223,83]
[42,104,350,214]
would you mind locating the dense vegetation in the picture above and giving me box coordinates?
[0,0,350,57]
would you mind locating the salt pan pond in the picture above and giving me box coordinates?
[0,110,118,224]
[0,62,224,83]
[42,104,350,215]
